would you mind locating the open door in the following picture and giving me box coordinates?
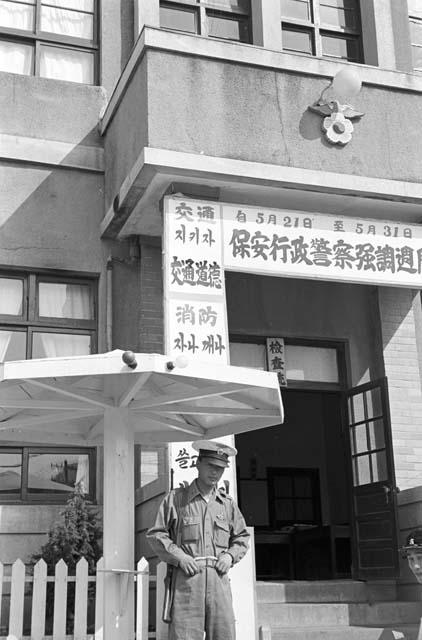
[346,378,400,580]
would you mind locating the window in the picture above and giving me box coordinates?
[267,468,321,527]
[409,0,422,71]
[0,271,97,361]
[0,446,96,501]
[159,0,251,43]
[0,0,98,84]
[281,0,362,62]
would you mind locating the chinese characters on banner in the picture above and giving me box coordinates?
[163,197,234,489]
[222,206,422,288]
[266,338,287,387]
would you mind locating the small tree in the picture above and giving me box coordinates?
[33,482,102,574]
[32,483,102,631]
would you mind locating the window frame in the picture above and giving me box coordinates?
[159,0,252,43]
[0,269,98,359]
[0,0,99,84]
[267,467,322,528]
[280,0,363,63]
[409,3,422,72]
[0,445,97,503]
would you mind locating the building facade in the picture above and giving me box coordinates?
[2,0,422,615]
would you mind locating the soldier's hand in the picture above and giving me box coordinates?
[216,553,233,575]
[178,555,200,576]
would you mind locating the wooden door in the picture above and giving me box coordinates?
[346,378,400,580]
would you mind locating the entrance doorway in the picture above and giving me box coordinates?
[236,388,352,580]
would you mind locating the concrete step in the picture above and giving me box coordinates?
[267,624,420,640]
[256,580,397,603]
[258,602,422,628]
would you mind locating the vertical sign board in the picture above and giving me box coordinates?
[266,338,287,387]
[163,196,235,492]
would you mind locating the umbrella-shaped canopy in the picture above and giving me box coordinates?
[0,349,284,639]
[0,350,284,445]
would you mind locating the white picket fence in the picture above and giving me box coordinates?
[0,556,162,640]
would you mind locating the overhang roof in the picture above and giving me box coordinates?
[0,350,284,445]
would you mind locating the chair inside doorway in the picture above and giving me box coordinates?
[253,467,351,580]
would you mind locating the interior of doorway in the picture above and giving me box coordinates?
[236,388,352,581]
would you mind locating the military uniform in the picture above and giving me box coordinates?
[146,441,249,640]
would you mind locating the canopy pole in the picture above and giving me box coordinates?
[103,407,135,639]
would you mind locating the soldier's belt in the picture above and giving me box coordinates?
[193,555,218,568]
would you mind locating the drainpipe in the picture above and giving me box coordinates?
[106,257,113,352]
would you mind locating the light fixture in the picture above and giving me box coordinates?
[309,67,364,146]
[166,355,190,371]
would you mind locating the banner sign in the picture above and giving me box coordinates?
[163,197,233,490]
[222,205,422,288]
[164,197,228,363]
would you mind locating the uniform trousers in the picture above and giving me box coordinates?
[169,561,235,640]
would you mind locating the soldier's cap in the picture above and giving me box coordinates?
[192,440,237,468]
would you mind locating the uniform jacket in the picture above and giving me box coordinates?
[146,480,250,566]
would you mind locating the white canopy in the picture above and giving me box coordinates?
[0,350,284,445]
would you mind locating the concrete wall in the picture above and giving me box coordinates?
[226,272,383,386]
[146,51,422,184]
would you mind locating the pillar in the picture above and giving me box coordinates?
[103,407,135,639]
[378,287,422,490]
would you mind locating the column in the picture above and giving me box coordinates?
[134,0,160,40]
[251,0,282,50]
[103,407,135,639]
[378,287,422,490]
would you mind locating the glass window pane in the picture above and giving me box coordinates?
[350,392,365,423]
[160,4,198,33]
[0,278,23,315]
[39,45,94,84]
[136,446,161,488]
[208,12,250,42]
[368,419,385,450]
[285,345,338,382]
[281,0,310,21]
[0,39,33,74]
[0,451,22,494]
[350,423,368,454]
[282,26,313,54]
[41,5,93,39]
[412,45,422,69]
[409,0,422,19]
[295,498,314,521]
[229,342,266,369]
[320,5,358,29]
[0,0,34,30]
[45,0,94,11]
[203,0,250,11]
[28,452,90,494]
[274,476,293,497]
[321,34,360,61]
[275,498,294,521]
[365,387,382,419]
[32,332,91,357]
[0,330,26,361]
[354,454,371,486]
[38,282,92,319]
[371,451,387,482]
[410,21,422,45]
[294,475,312,496]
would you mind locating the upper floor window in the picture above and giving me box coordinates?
[409,0,422,71]
[0,270,97,361]
[281,0,363,63]
[159,0,251,43]
[0,0,98,84]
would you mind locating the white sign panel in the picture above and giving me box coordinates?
[266,338,287,387]
[223,205,422,288]
[163,197,234,490]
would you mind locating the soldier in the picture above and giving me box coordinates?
[147,439,250,640]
